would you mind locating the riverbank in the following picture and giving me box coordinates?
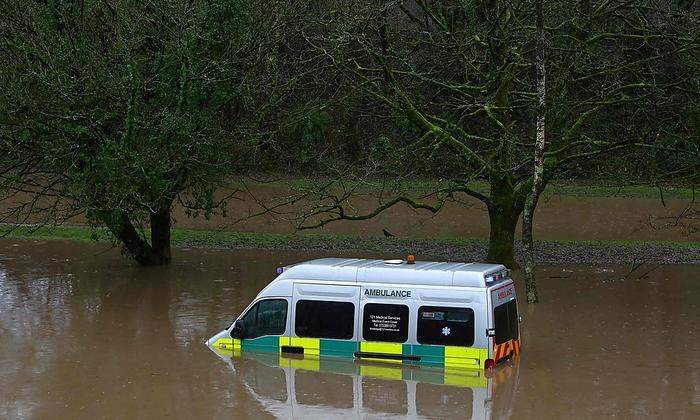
[2,225,698,265]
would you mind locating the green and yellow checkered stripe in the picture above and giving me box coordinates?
[211,336,488,387]
[212,336,488,370]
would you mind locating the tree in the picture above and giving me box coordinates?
[295,0,700,269]
[0,0,296,265]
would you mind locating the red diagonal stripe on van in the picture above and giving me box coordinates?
[495,339,520,363]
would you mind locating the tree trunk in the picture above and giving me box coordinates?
[101,207,172,266]
[150,207,172,265]
[484,174,526,269]
[103,210,155,265]
[486,205,520,268]
[522,0,547,304]
[481,174,527,269]
[522,194,542,303]
[151,208,171,265]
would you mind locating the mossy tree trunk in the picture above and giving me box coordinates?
[485,176,526,269]
[486,205,521,268]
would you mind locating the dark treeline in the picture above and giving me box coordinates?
[267,1,699,181]
[0,1,698,298]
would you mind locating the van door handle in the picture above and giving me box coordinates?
[281,345,304,355]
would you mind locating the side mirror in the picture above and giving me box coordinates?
[230,320,246,339]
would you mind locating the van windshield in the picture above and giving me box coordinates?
[494,300,518,344]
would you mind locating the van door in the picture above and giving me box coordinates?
[490,282,520,364]
[358,299,412,362]
[287,283,361,358]
[236,298,290,353]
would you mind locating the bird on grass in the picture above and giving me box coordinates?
[382,228,395,238]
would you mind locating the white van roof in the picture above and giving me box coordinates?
[275,258,508,288]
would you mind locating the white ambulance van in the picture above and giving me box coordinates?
[207,257,521,369]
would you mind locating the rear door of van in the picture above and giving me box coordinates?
[489,281,521,364]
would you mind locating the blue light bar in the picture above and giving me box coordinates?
[276,267,284,274]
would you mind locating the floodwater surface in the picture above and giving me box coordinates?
[0,240,698,419]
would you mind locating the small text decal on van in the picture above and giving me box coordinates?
[363,288,412,299]
[497,288,513,300]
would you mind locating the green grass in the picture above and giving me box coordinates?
[1,224,695,251]
[0,224,110,242]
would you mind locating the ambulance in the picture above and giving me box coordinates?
[206,257,521,369]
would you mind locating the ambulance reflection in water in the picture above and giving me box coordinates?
[210,346,520,419]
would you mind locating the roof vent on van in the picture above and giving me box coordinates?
[383,259,404,265]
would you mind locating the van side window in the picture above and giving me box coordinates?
[240,299,287,339]
[295,300,354,339]
[417,306,475,346]
[362,303,409,343]
[494,300,519,344]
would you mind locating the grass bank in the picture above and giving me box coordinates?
[2,224,697,265]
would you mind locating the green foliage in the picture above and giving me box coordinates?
[296,111,333,164]
[369,135,393,157]
[0,0,298,262]
[286,0,699,266]
[295,0,699,187]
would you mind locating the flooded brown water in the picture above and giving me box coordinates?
[1,239,699,419]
